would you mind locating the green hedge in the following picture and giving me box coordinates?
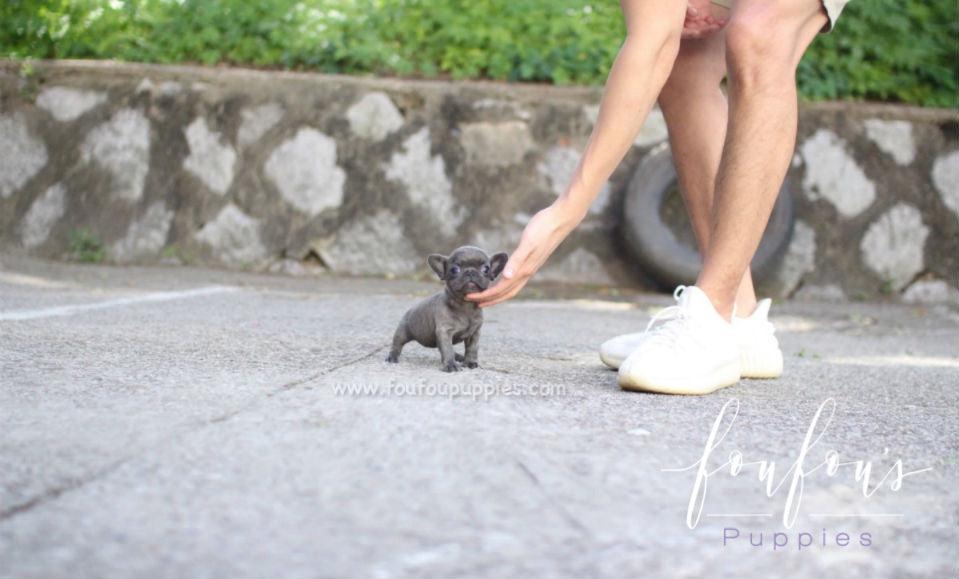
[2,0,956,107]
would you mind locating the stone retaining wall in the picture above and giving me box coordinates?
[1,60,957,301]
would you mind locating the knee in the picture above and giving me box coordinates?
[724,11,798,89]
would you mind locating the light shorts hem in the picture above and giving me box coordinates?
[709,0,850,32]
[821,0,851,32]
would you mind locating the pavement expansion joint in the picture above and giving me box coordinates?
[0,457,132,522]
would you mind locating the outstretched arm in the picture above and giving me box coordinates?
[468,0,687,307]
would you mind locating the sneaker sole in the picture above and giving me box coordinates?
[618,361,741,395]
[604,348,783,380]
[740,346,784,379]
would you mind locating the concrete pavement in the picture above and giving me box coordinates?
[1,255,957,578]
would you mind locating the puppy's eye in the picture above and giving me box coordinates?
[482,264,491,274]
[450,266,461,276]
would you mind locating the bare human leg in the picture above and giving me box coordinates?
[658,30,760,319]
[696,0,829,320]
[617,0,829,394]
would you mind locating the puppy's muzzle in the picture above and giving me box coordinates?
[464,271,484,289]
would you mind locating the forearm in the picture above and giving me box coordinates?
[557,2,685,222]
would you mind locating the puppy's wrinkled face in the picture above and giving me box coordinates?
[428,246,508,299]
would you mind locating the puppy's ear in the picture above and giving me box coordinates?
[427,254,448,280]
[488,252,509,279]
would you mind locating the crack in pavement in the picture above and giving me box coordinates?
[0,347,386,523]
[514,458,591,537]
[0,457,132,522]
[268,346,387,397]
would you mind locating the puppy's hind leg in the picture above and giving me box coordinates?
[387,324,411,363]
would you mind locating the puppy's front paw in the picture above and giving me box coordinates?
[386,353,399,363]
[442,361,461,373]
[465,361,479,369]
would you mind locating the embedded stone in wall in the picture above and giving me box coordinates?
[36,87,108,122]
[136,78,183,96]
[315,210,420,277]
[237,103,285,150]
[110,202,174,263]
[583,105,668,148]
[21,184,67,249]
[264,128,346,217]
[537,145,610,214]
[0,113,48,199]
[81,108,151,203]
[472,98,531,121]
[768,220,816,296]
[590,185,612,216]
[799,129,876,218]
[583,105,599,124]
[860,203,929,291]
[863,119,915,166]
[634,108,669,148]
[385,127,464,238]
[539,145,580,196]
[902,280,959,305]
[195,204,269,268]
[931,150,959,220]
[470,219,524,257]
[183,117,237,195]
[537,247,617,286]
[346,92,404,142]
[459,121,534,167]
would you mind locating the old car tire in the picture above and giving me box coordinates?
[622,143,795,289]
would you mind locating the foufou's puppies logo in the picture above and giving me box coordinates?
[663,398,933,549]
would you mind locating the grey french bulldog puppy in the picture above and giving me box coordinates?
[387,246,509,372]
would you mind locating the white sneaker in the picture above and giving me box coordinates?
[599,332,649,371]
[617,286,740,395]
[600,296,783,380]
[734,298,784,379]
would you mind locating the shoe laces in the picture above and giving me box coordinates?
[643,285,690,337]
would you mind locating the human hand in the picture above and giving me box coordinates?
[683,0,729,39]
[466,203,581,308]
